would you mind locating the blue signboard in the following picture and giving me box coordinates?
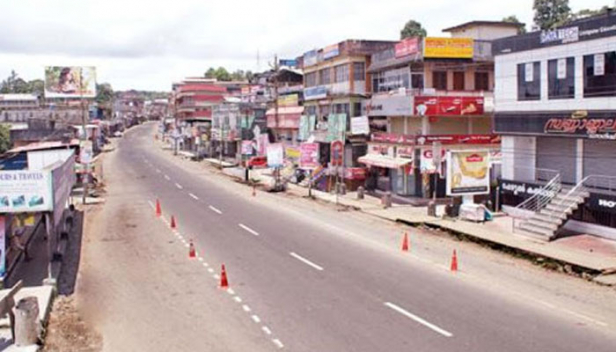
[279,59,298,67]
[304,86,327,101]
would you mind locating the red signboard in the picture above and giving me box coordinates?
[331,140,344,167]
[371,132,415,145]
[414,96,485,116]
[344,168,367,180]
[299,143,320,169]
[395,37,420,58]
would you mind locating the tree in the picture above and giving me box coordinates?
[533,0,571,30]
[27,79,44,97]
[400,19,427,39]
[204,67,217,79]
[570,6,611,21]
[0,124,11,154]
[215,67,232,81]
[502,15,527,34]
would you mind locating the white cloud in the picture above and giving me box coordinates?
[0,0,610,90]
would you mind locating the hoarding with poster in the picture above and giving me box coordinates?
[267,143,284,167]
[423,37,474,59]
[330,140,344,167]
[44,66,96,98]
[0,170,53,212]
[299,143,320,169]
[395,37,420,58]
[241,141,253,155]
[414,96,484,116]
[446,150,490,196]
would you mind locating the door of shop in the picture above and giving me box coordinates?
[583,139,616,184]
[536,137,577,185]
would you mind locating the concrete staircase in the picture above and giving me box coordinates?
[517,187,589,240]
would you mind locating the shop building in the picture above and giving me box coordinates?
[361,21,520,198]
[493,12,616,240]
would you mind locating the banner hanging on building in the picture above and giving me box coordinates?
[446,150,490,196]
[327,114,347,142]
[44,66,96,98]
[299,143,320,169]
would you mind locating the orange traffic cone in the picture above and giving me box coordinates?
[170,215,177,230]
[155,199,162,217]
[402,232,410,252]
[450,250,458,272]
[189,240,196,258]
[220,264,229,288]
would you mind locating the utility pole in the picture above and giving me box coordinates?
[80,69,87,206]
[273,54,281,189]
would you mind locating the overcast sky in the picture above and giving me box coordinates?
[0,0,610,91]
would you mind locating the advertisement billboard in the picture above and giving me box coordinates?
[446,150,490,196]
[395,37,420,58]
[277,94,299,107]
[414,96,484,116]
[299,143,320,169]
[0,170,53,212]
[304,50,318,67]
[423,37,474,59]
[267,143,284,167]
[44,66,96,98]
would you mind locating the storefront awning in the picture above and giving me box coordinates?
[358,154,412,169]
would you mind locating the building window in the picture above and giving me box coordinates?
[548,57,575,100]
[410,64,424,90]
[517,62,541,101]
[372,73,384,93]
[584,51,616,98]
[475,71,489,91]
[373,67,410,93]
[320,105,331,117]
[335,64,349,83]
[453,72,465,90]
[305,72,317,87]
[319,68,331,85]
[353,62,365,81]
[305,105,317,116]
[333,103,349,115]
[432,71,447,90]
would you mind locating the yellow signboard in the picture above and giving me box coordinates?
[423,37,474,59]
[277,94,299,107]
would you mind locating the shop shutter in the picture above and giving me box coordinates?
[536,137,576,184]
[583,140,616,182]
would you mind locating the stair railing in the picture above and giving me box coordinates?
[512,174,561,233]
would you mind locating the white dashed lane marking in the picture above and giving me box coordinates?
[239,224,259,236]
[189,193,199,200]
[251,315,261,323]
[164,175,171,181]
[209,205,222,214]
[272,339,284,349]
[175,183,183,189]
[290,252,324,271]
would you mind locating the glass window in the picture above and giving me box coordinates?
[353,102,362,117]
[372,72,384,93]
[453,72,465,90]
[353,62,365,81]
[305,72,317,87]
[432,71,447,90]
[548,57,575,100]
[584,52,616,98]
[319,68,331,85]
[333,103,349,115]
[335,64,349,83]
[475,72,489,91]
[517,62,541,101]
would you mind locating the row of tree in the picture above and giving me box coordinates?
[400,1,614,39]
[204,67,254,82]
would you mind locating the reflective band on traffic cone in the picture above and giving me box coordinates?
[450,250,458,272]
[189,240,196,258]
[155,199,162,217]
[220,264,229,288]
[402,232,409,252]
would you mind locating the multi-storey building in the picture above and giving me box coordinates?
[362,21,521,198]
[493,12,616,240]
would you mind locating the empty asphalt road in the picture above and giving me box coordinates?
[112,123,616,351]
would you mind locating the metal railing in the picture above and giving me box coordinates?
[512,172,561,233]
[546,175,616,224]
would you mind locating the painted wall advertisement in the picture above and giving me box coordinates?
[0,170,53,212]
[423,37,474,59]
[414,96,484,116]
[44,66,97,98]
[267,143,284,168]
[446,150,490,196]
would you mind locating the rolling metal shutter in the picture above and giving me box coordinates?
[536,137,576,184]
[583,140,616,179]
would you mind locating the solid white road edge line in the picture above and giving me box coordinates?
[289,252,324,271]
[189,193,199,200]
[384,302,453,337]
[147,201,155,210]
[239,224,259,236]
[209,205,222,214]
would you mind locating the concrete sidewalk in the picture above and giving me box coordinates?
[247,168,616,278]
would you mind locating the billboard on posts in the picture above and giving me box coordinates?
[44,66,97,98]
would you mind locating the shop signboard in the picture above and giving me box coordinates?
[267,143,284,168]
[395,37,420,58]
[420,148,446,173]
[587,193,616,214]
[415,134,500,145]
[495,111,616,138]
[499,179,556,201]
[330,140,344,167]
[44,66,97,98]
[285,146,301,161]
[371,132,415,145]
[423,37,474,59]
[299,143,320,169]
[279,59,298,67]
[304,50,318,67]
[350,116,370,135]
[345,168,367,180]
[323,44,340,60]
[366,95,413,117]
[414,96,485,116]
[277,94,299,107]
[241,141,253,155]
[0,170,53,212]
[446,150,490,196]
[304,86,327,101]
